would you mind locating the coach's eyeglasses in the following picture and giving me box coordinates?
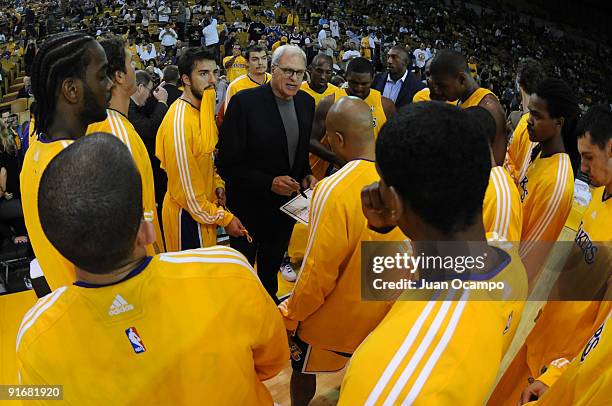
[275,65,306,79]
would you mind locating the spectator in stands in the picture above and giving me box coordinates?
[129,70,169,221]
[201,13,220,63]
[0,121,26,246]
[17,76,32,99]
[139,42,157,63]
[372,46,426,109]
[413,43,428,76]
[289,27,303,47]
[146,59,163,81]
[249,19,266,42]
[158,1,171,24]
[159,23,178,50]
[162,65,181,106]
[342,42,360,62]
[176,3,187,41]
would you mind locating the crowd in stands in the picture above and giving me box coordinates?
[0,0,609,111]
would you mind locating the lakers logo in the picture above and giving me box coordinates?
[581,322,605,363]
[519,176,528,202]
[575,221,597,265]
[370,105,377,128]
[290,343,302,362]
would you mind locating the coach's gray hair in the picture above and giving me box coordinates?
[271,44,307,66]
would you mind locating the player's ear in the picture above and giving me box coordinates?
[555,116,565,132]
[135,220,155,248]
[388,185,404,224]
[335,131,345,148]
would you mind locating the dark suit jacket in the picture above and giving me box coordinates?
[371,70,425,109]
[163,83,182,107]
[217,83,314,216]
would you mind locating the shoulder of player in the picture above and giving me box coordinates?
[314,160,373,203]
[16,286,76,354]
[152,246,262,284]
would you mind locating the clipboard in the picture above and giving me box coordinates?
[280,189,313,225]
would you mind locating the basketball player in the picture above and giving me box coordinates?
[412,59,446,102]
[311,57,395,168]
[155,47,244,252]
[17,134,288,404]
[223,45,271,112]
[490,105,612,406]
[429,50,507,166]
[279,97,404,406]
[20,32,113,289]
[223,43,248,83]
[87,36,164,254]
[300,54,338,107]
[338,102,527,405]
[505,58,546,183]
[466,106,523,242]
[517,78,579,283]
[521,306,611,405]
[302,53,338,180]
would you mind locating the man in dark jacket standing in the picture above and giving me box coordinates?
[371,46,425,109]
[129,70,169,223]
[217,45,317,301]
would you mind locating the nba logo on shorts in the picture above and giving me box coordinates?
[125,327,146,354]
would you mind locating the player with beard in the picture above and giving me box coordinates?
[86,36,165,255]
[20,32,114,290]
[156,47,245,252]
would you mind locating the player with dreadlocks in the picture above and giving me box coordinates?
[20,32,113,290]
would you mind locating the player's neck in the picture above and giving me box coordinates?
[249,71,266,84]
[47,112,87,141]
[75,255,148,286]
[462,80,480,102]
[540,134,565,158]
[108,90,130,117]
[348,144,375,162]
[309,80,326,94]
[182,88,201,109]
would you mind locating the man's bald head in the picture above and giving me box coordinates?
[326,97,375,161]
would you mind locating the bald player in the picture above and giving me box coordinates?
[310,57,396,169]
[279,97,404,406]
[429,50,507,166]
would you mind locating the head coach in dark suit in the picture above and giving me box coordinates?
[371,46,425,109]
[217,45,317,301]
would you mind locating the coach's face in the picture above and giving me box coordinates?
[272,52,306,99]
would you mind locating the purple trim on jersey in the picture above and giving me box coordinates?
[73,256,153,288]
